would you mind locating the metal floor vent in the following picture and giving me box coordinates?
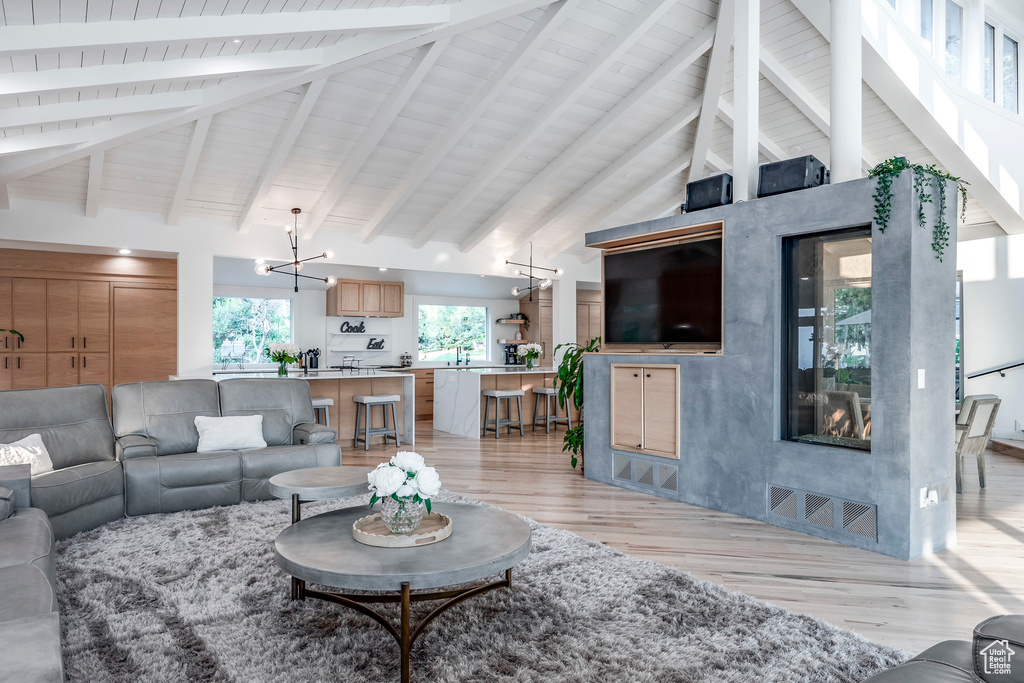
[767,484,877,542]
[610,454,680,495]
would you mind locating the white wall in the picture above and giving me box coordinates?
[0,199,601,376]
[958,233,1024,437]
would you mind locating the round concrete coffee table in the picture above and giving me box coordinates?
[268,465,370,523]
[274,502,531,683]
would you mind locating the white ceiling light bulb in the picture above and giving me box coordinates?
[379,267,388,272]
[294,261,303,272]
[539,278,552,290]
[254,263,272,276]
[285,224,293,234]
[326,276,337,286]
[511,286,521,296]
[325,250,335,259]
[513,268,522,277]
[554,267,564,276]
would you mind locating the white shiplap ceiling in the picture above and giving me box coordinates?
[0,0,1009,258]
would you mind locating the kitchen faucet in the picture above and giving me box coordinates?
[456,346,462,365]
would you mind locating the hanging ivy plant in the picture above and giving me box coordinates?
[869,156,969,262]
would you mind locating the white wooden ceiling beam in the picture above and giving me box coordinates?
[717,99,785,161]
[237,80,326,233]
[758,47,830,135]
[506,98,703,253]
[0,6,451,57]
[357,0,579,244]
[0,50,322,98]
[546,151,727,259]
[303,40,448,239]
[458,21,718,253]
[0,186,9,211]
[410,0,678,249]
[85,152,105,218]
[0,127,97,155]
[166,116,212,227]
[0,0,553,187]
[685,0,735,186]
[0,91,204,130]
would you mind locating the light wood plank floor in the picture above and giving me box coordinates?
[344,421,1024,654]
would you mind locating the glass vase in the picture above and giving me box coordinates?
[526,356,535,370]
[380,496,425,534]
[277,360,288,377]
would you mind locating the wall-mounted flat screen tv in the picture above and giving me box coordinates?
[603,235,723,347]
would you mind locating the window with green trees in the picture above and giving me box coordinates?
[213,297,292,364]
[418,305,487,362]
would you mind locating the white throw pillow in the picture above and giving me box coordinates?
[194,415,267,452]
[0,433,55,475]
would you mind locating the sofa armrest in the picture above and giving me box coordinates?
[116,435,159,461]
[293,423,338,445]
[0,463,31,508]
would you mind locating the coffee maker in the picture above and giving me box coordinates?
[503,344,521,365]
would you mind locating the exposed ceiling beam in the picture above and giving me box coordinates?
[0,127,97,155]
[85,152,104,218]
[303,40,448,239]
[0,7,452,57]
[458,21,718,254]
[410,0,678,249]
[0,91,205,130]
[506,98,703,253]
[717,99,785,161]
[166,117,212,227]
[0,0,554,187]
[237,80,326,233]
[357,0,580,244]
[547,151,727,259]
[0,186,9,211]
[686,0,735,186]
[0,50,322,98]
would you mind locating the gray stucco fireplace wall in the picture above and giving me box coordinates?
[582,173,957,559]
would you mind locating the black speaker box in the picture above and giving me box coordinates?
[757,155,830,198]
[684,173,733,213]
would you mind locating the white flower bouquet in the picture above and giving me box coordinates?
[516,342,542,367]
[266,342,301,364]
[367,451,442,513]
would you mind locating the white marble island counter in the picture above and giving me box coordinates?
[433,367,560,439]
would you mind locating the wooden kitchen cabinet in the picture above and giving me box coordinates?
[412,369,435,420]
[0,278,12,353]
[12,278,47,353]
[12,353,46,390]
[327,280,404,318]
[576,289,602,347]
[47,280,111,353]
[519,288,553,359]
[79,353,111,392]
[610,363,679,459]
[112,286,177,386]
[0,355,10,391]
[47,353,79,387]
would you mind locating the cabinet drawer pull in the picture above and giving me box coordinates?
[646,373,651,378]
[72,336,75,348]
[17,357,20,369]
[72,356,75,368]
[3,357,6,369]
[83,356,87,368]
[633,373,638,377]
[83,337,87,348]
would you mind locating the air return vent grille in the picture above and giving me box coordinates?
[767,485,877,543]
[610,454,680,496]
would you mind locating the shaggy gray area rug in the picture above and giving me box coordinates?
[55,491,908,682]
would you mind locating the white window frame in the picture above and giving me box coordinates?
[212,286,298,370]
[414,300,492,365]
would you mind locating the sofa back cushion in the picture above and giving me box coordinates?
[218,379,315,447]
[112,380,221,455]
[0,384,115,469]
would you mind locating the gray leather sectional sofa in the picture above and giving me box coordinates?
[0,378,341,682]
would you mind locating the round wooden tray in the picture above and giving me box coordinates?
[352,512,453,548]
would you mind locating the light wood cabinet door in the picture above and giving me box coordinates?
[113,287,177,385]
[47,280,79,352]
[0,277,11,352]
[361,283,381,314]
[382,283,403,317]
[0,355,11,391]
[79,281,110,352]
[642,366,679,457]
[12,278,47,353]
[46,352,79,387]
[80,353,111,391]
[611,365,644,451]
[576,304,590,347]
[334,281,362,315]
[588,304,601,344]
[13,354,46,389]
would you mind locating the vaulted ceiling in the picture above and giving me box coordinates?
[0,0,1007,262]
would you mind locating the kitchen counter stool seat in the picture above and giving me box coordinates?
[311,397,334,428]
[532,386,571,434]
[482,389,525,439]
[353,394,401,450]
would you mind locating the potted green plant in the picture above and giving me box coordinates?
[554,336,601,470]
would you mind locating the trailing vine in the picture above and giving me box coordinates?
[869,156,969,262]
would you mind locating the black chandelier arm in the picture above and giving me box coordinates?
[504,260,560,274]
[264,267,331,282]
[296,253,329,264]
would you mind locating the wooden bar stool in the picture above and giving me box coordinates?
[352,394,401,450]
[482,389,525,439]
[532,387,571,433]
[311,397,334,427]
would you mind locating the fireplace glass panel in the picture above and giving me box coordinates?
[784,227,872,451]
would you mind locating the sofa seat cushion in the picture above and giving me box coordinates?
[0,612,64,683]
[123,451,242,516]
[158,450,242,488]
[0,564,57,622]
[30,460,123,519]
[239,444,342,501]
[0,508,53,579]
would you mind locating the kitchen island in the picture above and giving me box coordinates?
[433,367,561,439]
[173,370,415,448]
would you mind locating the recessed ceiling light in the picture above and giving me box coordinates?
[233,39,241,43]
[885,134,899,142]
[378,267,388,272]
[624,173,632,179]
[118,248,132,255]
[789,145,802,153]
[557,46,569,56]
[805,50,819,60]
[617,66,629,75]
[134,174,144,181]
[480,274,486,278]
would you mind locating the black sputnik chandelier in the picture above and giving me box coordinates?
[507,242,563,302]
[254,208,337,292]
